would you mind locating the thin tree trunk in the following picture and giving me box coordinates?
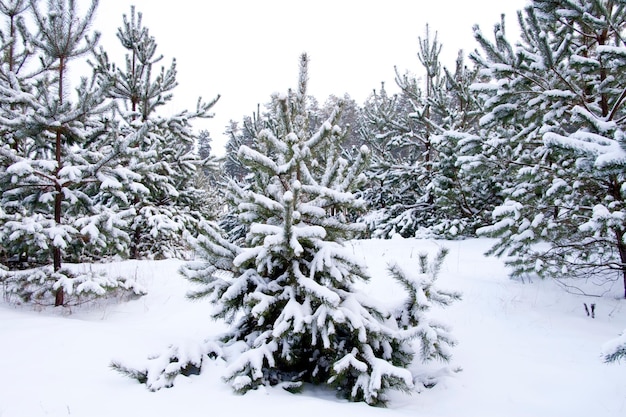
[54,56,65,307]
[54,130,64,306]
[131,225,141,260]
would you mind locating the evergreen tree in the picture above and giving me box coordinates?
[111,54,460,407]
[471,1,626,297]
[93,6,219,259]
[360,80,427,238]
[429,51,500,236]
[197,130,212,159]
[193,129,222,222]
[0,0,141,305]
[177,54,458,405]
[220,116,259,243]
[223,117,256,181]
[361,26,488,238]
[0,0,34,266]
[317,93,362,151]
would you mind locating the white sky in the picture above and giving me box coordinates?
[92,0,529,154]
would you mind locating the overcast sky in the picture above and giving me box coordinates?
[92,1,529,154]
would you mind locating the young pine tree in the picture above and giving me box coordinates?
[0,0,34,265]
[471,1,626,297]
[178,54,459,405]
[0,0,142,306]
[92,6,219,259]
[112,56,460,406]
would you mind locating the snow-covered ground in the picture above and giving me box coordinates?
[1,238,625,417]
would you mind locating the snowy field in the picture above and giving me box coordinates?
[1,238,625,417]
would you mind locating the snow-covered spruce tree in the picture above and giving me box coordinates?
[317,93,362,151]
[0,0,145,306]
[387,248,460,365]
[196,129,220,181]
[92,6,219,259]
[471,1,626,297]
[192,129,223,222]
[360,26,489,239]
[176,54,459,405]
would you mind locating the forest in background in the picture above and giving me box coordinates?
[0,0,625,307]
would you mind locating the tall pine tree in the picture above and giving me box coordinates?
[92,6,219,259]
[0,0,138,305]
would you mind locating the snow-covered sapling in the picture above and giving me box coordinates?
[114,55,461,407]
[388,248,461,363]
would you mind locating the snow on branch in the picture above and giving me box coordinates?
[111,339,222,391]
[602,329,626,364]
[224,338,278,392]
[293,260,341,306]
[544,130,626,169]
[1,266,145,306]
[238,144,280,174]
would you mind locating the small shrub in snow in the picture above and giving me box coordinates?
[389,248,461,362]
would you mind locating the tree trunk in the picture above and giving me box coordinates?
[131,226,141,260]
[53,128,64,307]
[54,56,65,307]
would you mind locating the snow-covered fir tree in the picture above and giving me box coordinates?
[92,6,219,259]
[220,115,261,243]
[471,1,626,297]
[196,129,219,181]
[431,51,502,236]
[317,93,362,151]
[0,0,144,305]
[175,54,460,406]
